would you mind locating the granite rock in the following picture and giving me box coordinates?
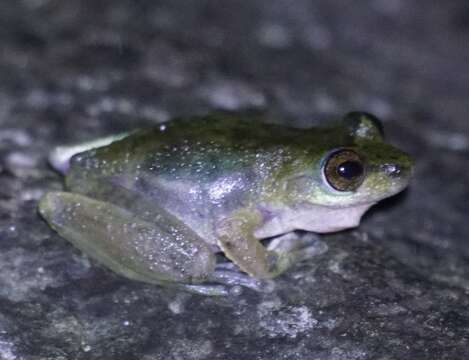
[0,1,468,359]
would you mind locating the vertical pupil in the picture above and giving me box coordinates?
[337,161,363,179]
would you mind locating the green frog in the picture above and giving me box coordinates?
[39,112,413,295]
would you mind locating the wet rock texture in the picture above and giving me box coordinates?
[1,1,468,359]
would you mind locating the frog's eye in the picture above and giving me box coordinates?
[323,149,365,192]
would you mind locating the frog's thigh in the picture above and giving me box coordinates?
[39,192,216,284]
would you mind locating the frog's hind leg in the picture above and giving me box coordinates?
[38,191,217,286]
[51,179,274,296]
[49,132,131,173]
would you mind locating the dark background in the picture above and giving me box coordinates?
[1,1,468,359]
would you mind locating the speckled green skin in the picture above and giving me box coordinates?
[39,112,413,293]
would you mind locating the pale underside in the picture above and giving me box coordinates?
[255,202,375,239]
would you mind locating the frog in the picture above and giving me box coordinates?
[38,111,413,296]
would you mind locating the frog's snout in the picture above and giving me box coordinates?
[379,149,414,181]
[381,163,407,178]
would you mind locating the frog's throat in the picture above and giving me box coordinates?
[254,202,375,238]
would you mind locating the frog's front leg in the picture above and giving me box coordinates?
[217,208,320,279]
[39,191,217,286]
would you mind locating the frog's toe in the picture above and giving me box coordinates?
[291,240,328,262]
[210,267,275,293]
[263,232,328,276]
[267,232,322,254]
[213,261,240,271]
[176,283,231,296]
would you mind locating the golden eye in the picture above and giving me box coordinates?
[323,149,365,192]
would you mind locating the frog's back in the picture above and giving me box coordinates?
[102,112,304,154]
[69,112,314,181]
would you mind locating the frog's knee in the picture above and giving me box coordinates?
[38,191,68,225]
[38,191,91,230]
[38,191,57,215]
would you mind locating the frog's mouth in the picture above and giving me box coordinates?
[254,202,376,239]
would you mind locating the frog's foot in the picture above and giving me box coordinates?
[209,264,275,293]
[266,232,328,263]
[174,283,231,296]
[170,264,275,296]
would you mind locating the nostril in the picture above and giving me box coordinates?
[382,163,402,177]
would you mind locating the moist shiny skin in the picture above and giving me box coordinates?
[39,112,413,295]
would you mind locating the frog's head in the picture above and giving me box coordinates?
[281,112,413,233]
[317,111,413,205]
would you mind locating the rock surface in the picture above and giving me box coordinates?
[1,1,469,359]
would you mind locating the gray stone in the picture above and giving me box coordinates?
[0,0,468,359]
